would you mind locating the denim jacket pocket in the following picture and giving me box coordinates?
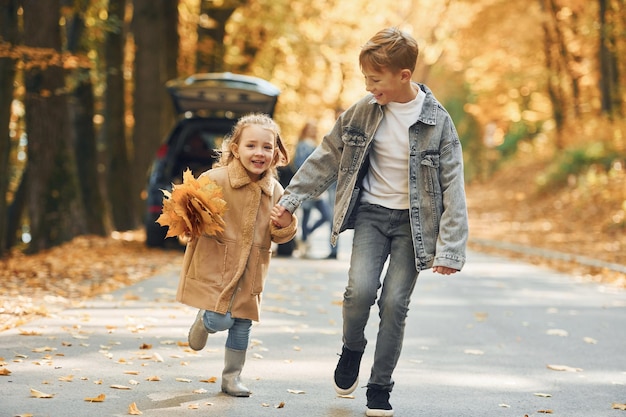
[420,152,441,195]
[340,127,367,173]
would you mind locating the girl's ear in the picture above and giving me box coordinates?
[230,142,239,159]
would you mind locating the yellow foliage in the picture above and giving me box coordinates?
[157,169,227,240]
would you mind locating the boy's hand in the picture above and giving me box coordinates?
[432,266,458,275]
[270,204,291,228]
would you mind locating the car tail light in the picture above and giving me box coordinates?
[155,144,168,159]
[148,205,163,214]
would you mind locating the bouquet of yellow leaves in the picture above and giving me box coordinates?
[156,168,227,240]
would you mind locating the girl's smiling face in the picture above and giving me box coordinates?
[362,65,416,105]
[231,124,276,181]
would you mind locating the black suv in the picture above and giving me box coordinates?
[145,72,281,247]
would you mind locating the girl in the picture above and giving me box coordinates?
[176,113,297,397]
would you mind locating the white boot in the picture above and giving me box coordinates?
[221,348,250,397]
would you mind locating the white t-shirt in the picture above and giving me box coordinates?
[361,89,426,209]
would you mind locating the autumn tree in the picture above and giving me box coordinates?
[196,0,245,73]
[131,0,178,227]
[598,0,622,120]
[66,4,107,236]
[22,0,86,252]
[104,0,136,231]
[0,0,19,257]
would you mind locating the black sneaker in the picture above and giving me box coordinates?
[333,346,363,395]
[366,385,393,416]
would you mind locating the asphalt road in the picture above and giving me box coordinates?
[1,235,625,417]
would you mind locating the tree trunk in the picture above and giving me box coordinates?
[104,0,136,231]
[196,1,244,72]
[131,0,166,226]
[0,0,19,256]
[66,9,107,236]
[598,0,622,119]
[160,0,178,138]
[539,0,566,149]
[22,0,86,253]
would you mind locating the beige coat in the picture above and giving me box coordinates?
[176,159,298,321]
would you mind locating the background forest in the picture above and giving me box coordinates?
[0,0,625,264]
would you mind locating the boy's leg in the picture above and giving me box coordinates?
[368,214,417,389]
[366,210,417,417]
[343,205,394,350]
[335,204,392,394]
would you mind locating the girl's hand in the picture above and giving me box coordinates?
[432,266,458,275]
[270,204,291,228]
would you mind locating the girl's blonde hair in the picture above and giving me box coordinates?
[359,27,419,73]
[219,113,289,178]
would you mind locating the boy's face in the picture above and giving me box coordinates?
[362,65,415,105]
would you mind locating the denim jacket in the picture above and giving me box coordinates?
[279,83,468,271]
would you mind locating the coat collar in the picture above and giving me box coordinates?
[228,158,274,196]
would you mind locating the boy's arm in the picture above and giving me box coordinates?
[433,117,469,271]
[278,117,344,213]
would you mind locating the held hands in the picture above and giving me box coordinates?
[432,266,459,275]
[270,204,292,228]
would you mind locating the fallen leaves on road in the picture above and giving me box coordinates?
[30,388,54,398]
[84,393,106,402]
[613,402,626,410]
[546,364,583,372]
[128,402,143,415]
[0,232,183,332]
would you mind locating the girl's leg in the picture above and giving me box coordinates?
[225,318,252,351]
[203,311,235,332]
[222,318,253,397]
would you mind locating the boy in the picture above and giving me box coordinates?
[272,27,468,416]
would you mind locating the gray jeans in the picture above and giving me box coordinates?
[343,203,419,390]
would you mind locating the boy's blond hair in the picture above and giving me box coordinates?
[359,27,419,73]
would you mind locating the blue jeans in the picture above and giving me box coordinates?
[343,203,418,390]
[203,311,251,351]
[301,198,332,241]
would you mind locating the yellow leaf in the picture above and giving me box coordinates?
[128,402,143,415]
[19,329,42,336]
[275,402,286,409]
[534,393,552,397]
[546,364,582,372]
[287,389,305,394]
[32,346,56,353]
[110,384,131,390]
[58,375,74,382]
[157,169,226,240]
[613,403,626,410]
[537,410,553,414]
[84,393,106,402]
[176,377,192,383]
[200,376,217,383]
[0,367,11,376]
[30,388,54,398]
